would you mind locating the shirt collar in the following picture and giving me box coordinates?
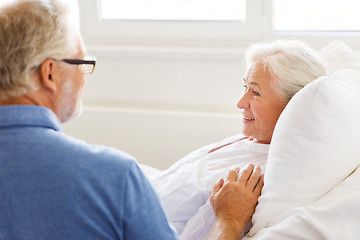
[0,105,62,131]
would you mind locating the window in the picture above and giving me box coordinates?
[274,0,360,32]
[100,0,246,21]
[271,0,360,49]
[2,0,360,48]
[77,0,360,48]
[78,0,264,46]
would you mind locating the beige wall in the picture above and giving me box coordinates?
[63,46,245,169]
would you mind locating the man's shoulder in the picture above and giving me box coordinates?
[44,130,138,171]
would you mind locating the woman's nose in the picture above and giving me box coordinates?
[237,92,249,109]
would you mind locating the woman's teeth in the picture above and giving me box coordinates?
[243,115,255,120]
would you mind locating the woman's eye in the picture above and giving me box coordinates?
[243,84,259,96]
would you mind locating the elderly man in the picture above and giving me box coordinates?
[0,0,178,239]
[0,0,263,239]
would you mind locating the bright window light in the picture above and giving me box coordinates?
[274,0,360,31]
[100,0,246,21]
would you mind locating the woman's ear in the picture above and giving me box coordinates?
[39,58,57,92]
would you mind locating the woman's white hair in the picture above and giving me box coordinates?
[245,40,326,101]
[0,0,78,99]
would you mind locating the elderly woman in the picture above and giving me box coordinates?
[146,39,326,240]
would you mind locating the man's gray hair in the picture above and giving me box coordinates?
[0,0,78,99]
[245,40,326,101]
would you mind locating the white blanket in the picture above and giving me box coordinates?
[245,167,360,239]
[145,135,269,238]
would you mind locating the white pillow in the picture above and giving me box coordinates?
[319,40,360,74]
[249,68,360,235]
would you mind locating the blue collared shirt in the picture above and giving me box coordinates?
[0,105,178,240]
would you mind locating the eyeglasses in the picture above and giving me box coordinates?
[60,56,96,75]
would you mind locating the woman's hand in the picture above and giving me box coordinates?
[207,164,264,240]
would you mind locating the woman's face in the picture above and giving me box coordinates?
[237,62,288,144]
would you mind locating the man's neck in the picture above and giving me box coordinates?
[0,95,39,106]
[0,92,59,121]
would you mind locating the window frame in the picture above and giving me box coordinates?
[78,0,266,47]
[264,0,360,49]
[78,0,360,49]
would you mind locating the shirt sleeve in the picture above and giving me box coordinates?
[122,161,179,240]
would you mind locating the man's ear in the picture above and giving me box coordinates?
[39,58,57,92]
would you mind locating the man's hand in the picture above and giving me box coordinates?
[207,164,264,240]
